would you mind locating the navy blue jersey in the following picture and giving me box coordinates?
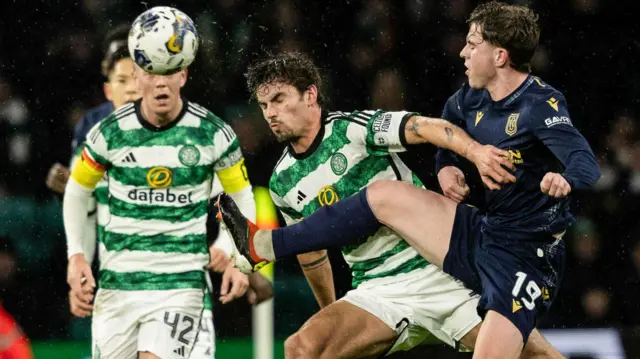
[436,75,600,235]
[70,101,114,158]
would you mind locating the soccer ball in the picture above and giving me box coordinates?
[128,6,199,75]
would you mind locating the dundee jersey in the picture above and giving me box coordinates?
[436,76,599,236]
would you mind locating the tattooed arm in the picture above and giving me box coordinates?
[403,115,516,189]
[403,116,480,160]
[297,250,335,309]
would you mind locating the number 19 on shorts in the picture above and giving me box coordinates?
[511,272,541,312]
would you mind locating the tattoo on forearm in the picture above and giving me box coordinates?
[300,254,329,270]
[408,117,422,136]
[445,127,454,143]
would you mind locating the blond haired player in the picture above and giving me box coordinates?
[63,57,255,358]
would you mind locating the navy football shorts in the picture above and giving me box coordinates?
[443,204,566,344]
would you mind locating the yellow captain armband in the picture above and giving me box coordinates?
[71,148,106,189]
[216,158,250,193]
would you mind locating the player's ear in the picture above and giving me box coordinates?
[104,82,113,102]
[495,48,509,68]
[179,68,188,88]
[305,85,318,106]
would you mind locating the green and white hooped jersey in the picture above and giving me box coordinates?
[83,100,242,291]
[269,110,430,288]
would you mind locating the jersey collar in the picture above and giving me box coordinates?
[287,109,329,160]
[135,97,189,132]
[493,74,534,108]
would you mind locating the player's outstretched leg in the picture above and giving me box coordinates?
[216,189,384,273]
[216,182,456,272]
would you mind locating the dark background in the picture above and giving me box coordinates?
[0,0,639,354]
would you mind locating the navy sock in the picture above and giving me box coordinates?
[272,188,382,260]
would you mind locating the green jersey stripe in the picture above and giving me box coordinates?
[299,153,392,217]
[97,225,105,243]
[106,125,217,150]
[99,270,205,291]
[102,231,208,254]
[204,293,213,310]
[109,165,212,187]
[109,196,208,223]
[412,173,424,187]
[349,240,411,273]
[278,205,303,221]
[95,186,109,205]
[270,120,350,198]
[351,254,430,288]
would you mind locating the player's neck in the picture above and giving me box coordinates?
[141,98,184,127]
[486,70,529,102]
[290,106,322,154]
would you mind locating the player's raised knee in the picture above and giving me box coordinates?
[284,332,321,359]
[366,180,403,212]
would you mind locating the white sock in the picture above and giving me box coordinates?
[253,230,275,261]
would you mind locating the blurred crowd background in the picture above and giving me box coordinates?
[1,0,639,356]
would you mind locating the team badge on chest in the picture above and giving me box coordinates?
[330,152,347,175]
[505,113,519,136]
[179,145,200,167]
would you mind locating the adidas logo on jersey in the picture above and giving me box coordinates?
[173,345,185,357]
[297,190,307,204]
[121,152,137,163]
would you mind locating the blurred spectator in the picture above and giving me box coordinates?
[370,68,407,110]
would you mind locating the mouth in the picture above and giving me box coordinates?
[155,94,169,102]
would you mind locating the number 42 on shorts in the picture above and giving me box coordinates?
[511,272,550,313]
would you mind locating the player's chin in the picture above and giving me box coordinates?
[274,131,294,143]
[150,102,172,115]
[467,77,483,89]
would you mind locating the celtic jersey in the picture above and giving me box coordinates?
[269,110,430,288]
[80,100,243,291]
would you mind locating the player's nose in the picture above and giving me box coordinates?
[265,105,277,119]
[153,75,168,87]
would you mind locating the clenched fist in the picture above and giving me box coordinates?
[540,172,571,198]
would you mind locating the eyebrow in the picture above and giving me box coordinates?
[260,91,285,104]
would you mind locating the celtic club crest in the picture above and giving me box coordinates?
[330,153,347,175]
[179,145,200,167]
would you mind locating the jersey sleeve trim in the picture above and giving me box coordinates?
[398,112,414,148]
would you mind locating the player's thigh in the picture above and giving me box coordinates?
[286,301,397,359]
[190,309,215,359]
[458,325,562,359]
[366,180,457,267]
[473,310,524,359]
[137,289,205,359]
[521,329,564,359]
[91,289,139,359]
